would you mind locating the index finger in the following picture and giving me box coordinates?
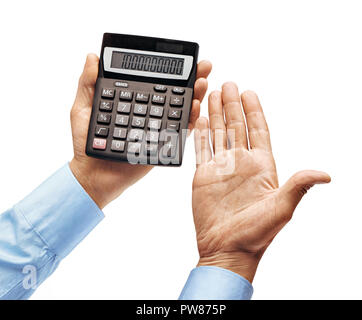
[196,60,212,79]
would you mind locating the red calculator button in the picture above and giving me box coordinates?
[93,138,107,150]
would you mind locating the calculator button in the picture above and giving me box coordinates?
[135,92,150,103]
[170,96,184,107]
[146,131,159,143]
[95,126,109,137]
[132,116,146,128]
[101,88,115,99]
[145,144,158,156]
[113,128,127,139]
[149,105,164,118]
[111,140,125,152]
[93,138,107,150]
[97,113,111,124]
[119,90,133,101]
[114,81,128,88]
[172,87,185,95]
[134,104,148,115]
[162,135,178,158]
[115,114,129,126]
[152,94,166,105]
[168,109,182,120]
[148,119,162,130]
[99,101,113,111]
[167,121,180,131]
[154,85,167,92]
[128,142,141,154]
[128,129,144,141]
[117,102,131,114]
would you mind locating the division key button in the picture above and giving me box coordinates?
[170,96,184,107]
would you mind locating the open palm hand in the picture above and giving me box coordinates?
[192,83,330,282]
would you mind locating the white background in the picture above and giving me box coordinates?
[0,0,360,299]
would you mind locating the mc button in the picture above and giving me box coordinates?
[101,88,115,99]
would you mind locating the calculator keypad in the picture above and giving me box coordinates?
[87,79,193,166]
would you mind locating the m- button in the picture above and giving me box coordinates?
[135,92,149,103]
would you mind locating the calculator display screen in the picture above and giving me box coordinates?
[103,47,194,80]
[111,52,185,76]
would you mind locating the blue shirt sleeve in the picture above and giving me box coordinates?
[0,164,104,299]
[179,266,253,300]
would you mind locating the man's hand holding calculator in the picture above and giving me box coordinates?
[69,53,212,209]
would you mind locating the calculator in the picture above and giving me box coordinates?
[86,33,199,166]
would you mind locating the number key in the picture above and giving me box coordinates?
[146,131,159,143]
[113,128,127,139]
[117,102,131,114]
[134,104,148,115]
[132,117,146,128]
[128,129,144,141]
[148,119,162,130]
[115,114,129,126]
[111,140,125,152]
[149,105,164,118]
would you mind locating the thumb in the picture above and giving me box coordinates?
[277,170,331,220]
[74,53,99,106]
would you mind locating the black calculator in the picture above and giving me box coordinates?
[86,33,199,166]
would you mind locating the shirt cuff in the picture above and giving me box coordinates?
[14,163,104,259]
[179,266,253,300]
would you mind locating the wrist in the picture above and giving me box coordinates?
[69,158,109,209]
[197,252,261,283]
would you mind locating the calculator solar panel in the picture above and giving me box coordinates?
[86,33,199,166]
